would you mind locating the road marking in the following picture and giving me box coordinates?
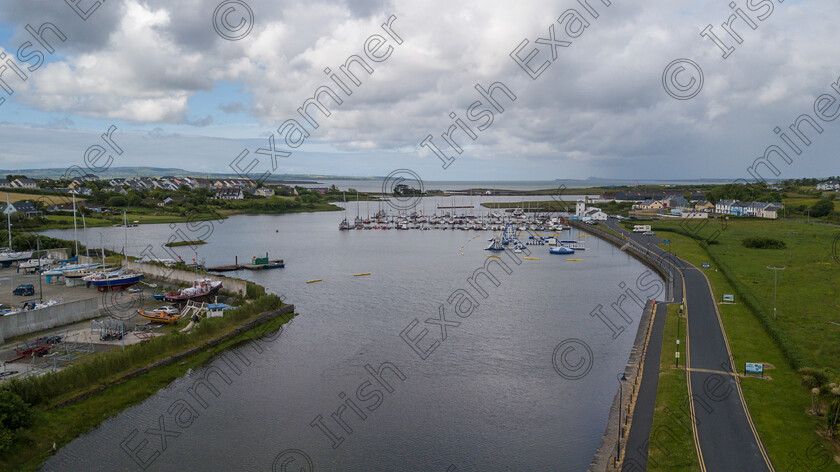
[697,268,776,471]
[686,367,737,376]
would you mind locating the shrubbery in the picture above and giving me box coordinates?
[0,390,33,453]
[742,236,786,249]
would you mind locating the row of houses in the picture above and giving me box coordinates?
[633,195,692,211]
[714,200,784,219]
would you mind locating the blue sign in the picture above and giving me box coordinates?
[664,239,671,244]
[702,262,711,268]
[745,362,764,375]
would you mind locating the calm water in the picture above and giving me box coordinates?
[41,201,661,471]
[304,178,733,193]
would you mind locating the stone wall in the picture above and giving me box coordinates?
[0,297,102,343]
[124,260,247,296]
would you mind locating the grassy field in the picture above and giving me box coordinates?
[643,222,839,470]
[647,304,700,471]
[0,192,80,205]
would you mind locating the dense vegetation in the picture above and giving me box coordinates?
[742,236,787,249]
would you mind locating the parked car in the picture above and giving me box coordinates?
[13,284,34,296]
[643,231,655,236]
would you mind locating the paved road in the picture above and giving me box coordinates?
[605,219,774,472]
[622,302,667,470]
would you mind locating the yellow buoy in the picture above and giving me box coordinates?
[306,279,323,283]
[354,273,371,276]
[566,259,583,262]
[487,255,501,258]
[524,257,540,260]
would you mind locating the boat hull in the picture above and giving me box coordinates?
[164,284,222,304]
[91,274,143,292]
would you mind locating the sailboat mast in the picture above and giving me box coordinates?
[123,211,128,266]
[82,214,89,258]
[6,193,12,248]
[72,194,79,257]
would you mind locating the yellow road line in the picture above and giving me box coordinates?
[686,367,737,376]
[697,268,775,471]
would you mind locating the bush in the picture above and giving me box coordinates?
[811,198,834,218]
[742,236,786,249]
[0,390,33,431]
[0,390,34,454]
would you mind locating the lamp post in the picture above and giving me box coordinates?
[766,266,785,320]
[617,372,627,463]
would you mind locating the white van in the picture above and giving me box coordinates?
[632,225,652,233]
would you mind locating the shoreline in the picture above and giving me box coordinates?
[571,221,673,471]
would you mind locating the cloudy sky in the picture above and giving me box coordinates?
[0,0,837,180]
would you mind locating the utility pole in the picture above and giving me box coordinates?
[767,266,785,320]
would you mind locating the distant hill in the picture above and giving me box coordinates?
[0,167,380,181]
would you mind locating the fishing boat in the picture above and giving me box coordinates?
[137,305,180,324]
[164,278,223,304]
[549,245,575,255]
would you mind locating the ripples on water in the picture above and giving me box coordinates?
[42,202,662,471]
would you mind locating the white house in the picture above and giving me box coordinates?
[11,178,39,189]
[817,181,840,191]
[584,208,608,221]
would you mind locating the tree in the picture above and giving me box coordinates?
[810,198,834,218]
[828,386,840,436]
[107,196,128,207]
[801,368,829,415]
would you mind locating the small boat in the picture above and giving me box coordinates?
[164,278,223,304]
[137,306,180,324]
[549,245,575,255]
[19,257,53,270]
[485,239,505,251]
[152,293,166,300]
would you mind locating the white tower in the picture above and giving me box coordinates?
[576,200,586,217]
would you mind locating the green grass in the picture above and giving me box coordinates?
[647,304,700,471]
[649,219,840,372]
[655,228,839,471]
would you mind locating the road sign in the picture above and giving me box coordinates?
[723,294,735,302]
[745,362,763,375]
[675,352,680,358]
[664,239,671,244]
[702,262,711,268]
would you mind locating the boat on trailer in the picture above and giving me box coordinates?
[164,278,223,304]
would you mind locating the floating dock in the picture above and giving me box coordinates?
[207,254,285,272]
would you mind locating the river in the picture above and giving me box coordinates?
[40,199,662,471]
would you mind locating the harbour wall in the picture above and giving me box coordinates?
[124,261,248,297]
[0,297,103,344]
[574,221,673,471]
